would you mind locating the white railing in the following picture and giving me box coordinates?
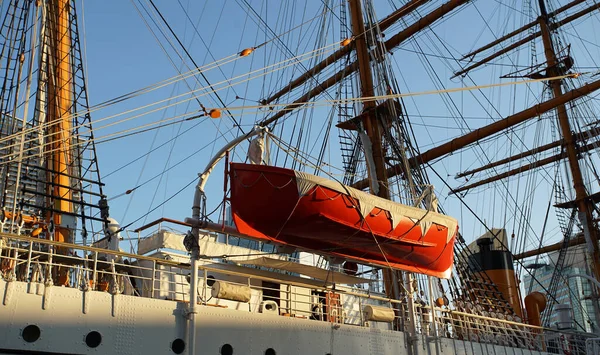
[586,337,600,354]
[0,232,594,353]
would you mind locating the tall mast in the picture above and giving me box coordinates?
[0,0,106,258]
[346,3,418,337]
[347,0,389,198]
[46,0,74,246]
[347,0,401,302]
[537,0,600,284]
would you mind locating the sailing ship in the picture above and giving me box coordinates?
[1,0,600,354]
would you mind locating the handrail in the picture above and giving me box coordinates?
[0,232,174,263]
[0,232,383,298]
[441,308,544,331]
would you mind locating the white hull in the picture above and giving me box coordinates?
[0,278,564,355]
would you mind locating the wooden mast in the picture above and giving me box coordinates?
[46,0,74,248]
[346,0,401,301]
[346,4,421,340]
[347,0,389,199]
[537,0,600,283]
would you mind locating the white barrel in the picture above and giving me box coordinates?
[364,305,395,323]
[211,281,251,302]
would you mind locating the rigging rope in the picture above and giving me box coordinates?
[0,72,585,168]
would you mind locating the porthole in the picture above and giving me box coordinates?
[207,275,216,287]
[171,338,185,354]
[221,343,233,355]
[265,348,276,355]
[21,325,40,343]
[85,331,102,348]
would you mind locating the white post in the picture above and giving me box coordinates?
[188,247,199,355]
[406,273,418,355]
[186,126,266,355]
[428,276,440,355]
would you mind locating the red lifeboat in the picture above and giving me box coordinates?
[229,163,458,278]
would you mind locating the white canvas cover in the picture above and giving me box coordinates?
[293,171,458,243]
[247,135,264,164]
[364,305,395,322]
[211,281,252,302]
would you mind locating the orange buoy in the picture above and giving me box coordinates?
[239,48,254,57]
[341,38,352,47]
[435,297,447,307]
[31,227,43,237]
[97,280,109,292]
[209,109,221,119]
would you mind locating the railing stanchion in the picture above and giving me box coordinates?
[25,241,33,282]
[92,251,98,290]
[151,260,156,298]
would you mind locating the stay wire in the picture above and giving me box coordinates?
[147,0,245,135]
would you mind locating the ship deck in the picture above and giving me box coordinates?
[0,230,597,354]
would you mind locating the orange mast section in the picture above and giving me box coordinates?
[47,0,73,244]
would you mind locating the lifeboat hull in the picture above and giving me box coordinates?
[229,163,458,278]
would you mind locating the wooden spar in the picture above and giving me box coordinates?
[454,36,535,78]
[348,0,388,198]
[538,2,600,285]
[259,0,468,127]
[260,63,356,127]
[513,192,600,260]
[378,0,430,30]
[457,140,563,178]
[47,0,74,245]
[453,153,563,194]
[515,236,586,260]
[450,138,600,194]
[351,77,600,190]
[456,127,600,178]
[453,2,600,78]
[262,0,429,105]
[382,0,469,51]
[460,0,585,60]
